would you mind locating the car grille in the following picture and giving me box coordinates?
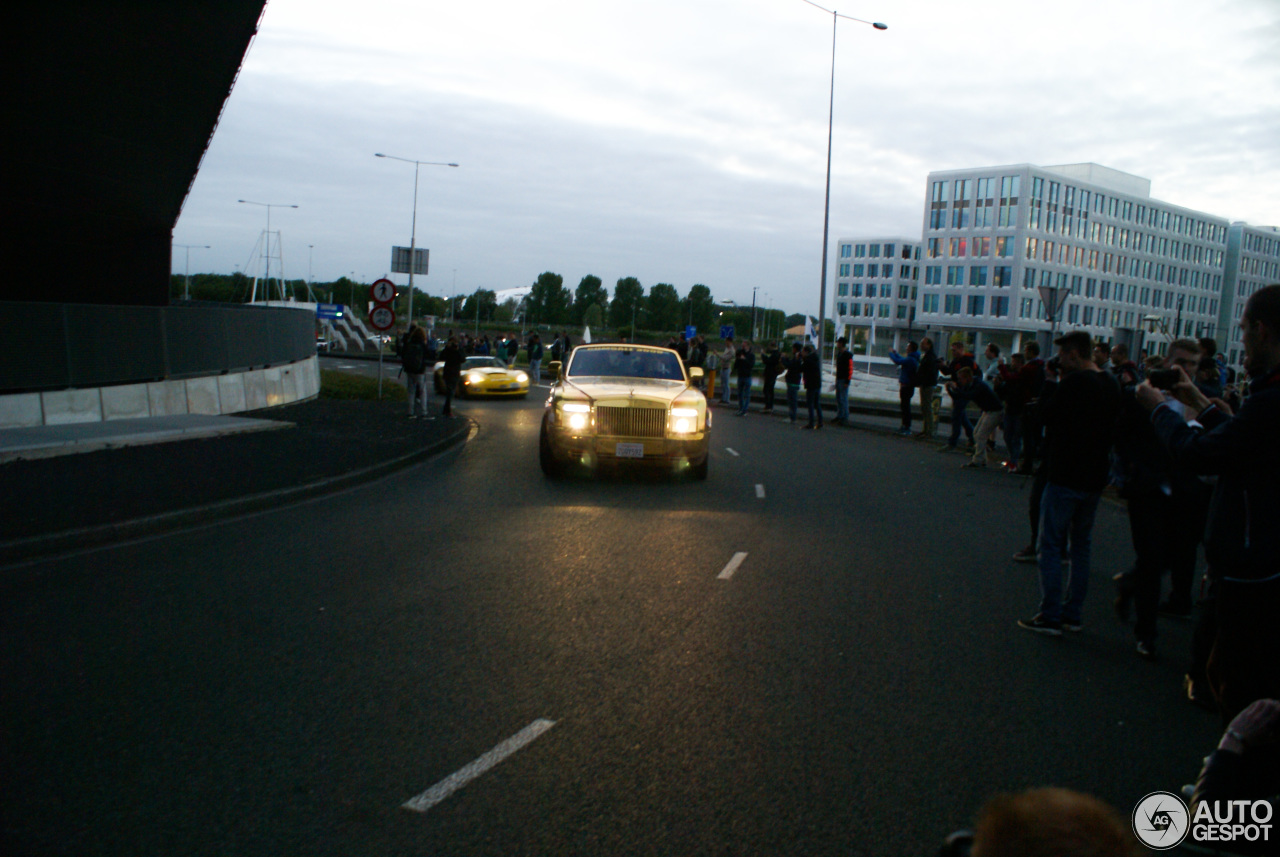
[596,406,665,438]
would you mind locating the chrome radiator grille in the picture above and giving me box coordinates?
[596,406,666,438]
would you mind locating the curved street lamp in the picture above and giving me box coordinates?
[375,153,458,326]
[798,0,886,361]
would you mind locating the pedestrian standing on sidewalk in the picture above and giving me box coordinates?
[734,340,755,416]
[704,345,720,399]
[719,337,736,406]
[937,340,978,452]
[1018,331,1122,636]
[401,325,432,420]
[527,333,543,387]
[760,341,781,414]
[888,340,920,435]
[440,335,464,417]
[833,338,853,425]
[801,344,824,430]
[783,342,803,423]
[915,337,939,439]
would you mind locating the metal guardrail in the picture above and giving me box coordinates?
[0,301,315,394]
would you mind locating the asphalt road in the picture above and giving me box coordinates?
[1,389,1222,856]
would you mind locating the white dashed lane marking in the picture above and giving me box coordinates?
[402,719,557,813]
[717,552,748,580]
[755,484,765,499]
[725,447,740,457]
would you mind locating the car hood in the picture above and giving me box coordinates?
[562,378,694,406]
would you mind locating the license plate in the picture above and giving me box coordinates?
[615,442,645,458]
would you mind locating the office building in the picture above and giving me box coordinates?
[1220,222,1280,367]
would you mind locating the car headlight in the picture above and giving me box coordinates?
[670,407,699,434]
[516,372,529,383]
[466,372,483,385]
[560,402,591,431]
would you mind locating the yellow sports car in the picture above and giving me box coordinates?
[433,356,530,398]
[539,344,710,479]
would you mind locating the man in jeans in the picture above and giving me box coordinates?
[914,337,939,438]
[734,340,755,416]
[833,337,853,425]
[1018,330,1122,636]
[888,340,920,435]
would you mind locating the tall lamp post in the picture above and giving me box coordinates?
[375,153,458,326]
[174,243,210,301]
[799,0,886,360]
[237,200,297,298]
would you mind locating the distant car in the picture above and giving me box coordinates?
[316,337,331,353]
[433,356,530,398]
[539,343,710,479]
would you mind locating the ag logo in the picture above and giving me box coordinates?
[1132,791,1190,849]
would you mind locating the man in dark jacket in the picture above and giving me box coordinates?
[888,340,920,435]
[1018,331,1122,636]
[734,340,755,416]
[953,366,1003,467]
[833,338,853,425]
[801,344,823,429]
[440,335,465,417]
[1112,339,1210,660]
[914,337,939,438]
[937,340,978,452]
[1137,284,1280,722]
[760,341,781,414]
[783,343,803,423]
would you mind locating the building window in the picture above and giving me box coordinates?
[923,293,939,313]
[944,295,961,314]
[840,244,852,258]
[950,237,968,257]
[853,264,864,277]
[991,296,1009,318]
[839,263,850,277]
[884,243,895,257]
[993,266,1012,287]
[837,282,848,296]
[855,244,867,257]
[925,266,942,285]
[967,295,985,316]
[970,266,989,286]
[947,266,964,286]
[869,244,881,258]
[974,236,991,257]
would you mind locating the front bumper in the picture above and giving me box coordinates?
[547,428,709,467]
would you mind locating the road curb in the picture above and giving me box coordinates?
[0,418,473,566]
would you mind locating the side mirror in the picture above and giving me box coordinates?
[547,360,562,380]
[689,366,704,380]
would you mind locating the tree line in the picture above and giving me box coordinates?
[170,271,805,340]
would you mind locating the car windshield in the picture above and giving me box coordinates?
[462,357,505,370]
[567,348,685,381]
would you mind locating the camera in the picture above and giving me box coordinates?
[1147,368,1182,390]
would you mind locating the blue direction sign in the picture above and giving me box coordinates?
[685,325,697,340]
[315,303,344,319]
[719,324,735,340]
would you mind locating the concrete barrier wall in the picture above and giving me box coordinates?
[0,357,320,428]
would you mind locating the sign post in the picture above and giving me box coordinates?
[369,278,398,398]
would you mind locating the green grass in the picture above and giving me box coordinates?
[320,369,408,401]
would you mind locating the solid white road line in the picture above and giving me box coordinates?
[402,719,557,813]
[755,484,765,499]
[717,551,748,580]
[725,447,740,457]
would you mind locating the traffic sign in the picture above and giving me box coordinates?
[315,303,344,319]
[720,325,735,340]
[685,325,697,340]
[370,278,396,305]
[369,305,396,331]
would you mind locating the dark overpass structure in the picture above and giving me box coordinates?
[6,2,268,306]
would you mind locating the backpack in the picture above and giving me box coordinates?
[402,340,427,373]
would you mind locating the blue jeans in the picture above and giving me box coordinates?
[1037,483,1101,624]
[835,381,849,422]
[948,391,973,446]
[737,376,752,414]
[528,358,540,386]
[721,372,732,403]
[787,384,800,422]
[805,387,823,427]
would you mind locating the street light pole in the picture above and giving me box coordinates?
[376,154,458,327]
[174,243,210,301]
[799,0,886,361]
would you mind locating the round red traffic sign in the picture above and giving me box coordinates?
[370,278,396,305]
[369,305,396,331]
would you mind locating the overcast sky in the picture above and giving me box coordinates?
[172,0,1280,317]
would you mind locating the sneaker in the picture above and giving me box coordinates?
[1017,614,1063,636]
[1012,546,1037,563]
[1061,618,1083,632]
[801,424,814,430]
[897,427,912,436]
[1136,639,1157,660]
[408,414,419,420]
